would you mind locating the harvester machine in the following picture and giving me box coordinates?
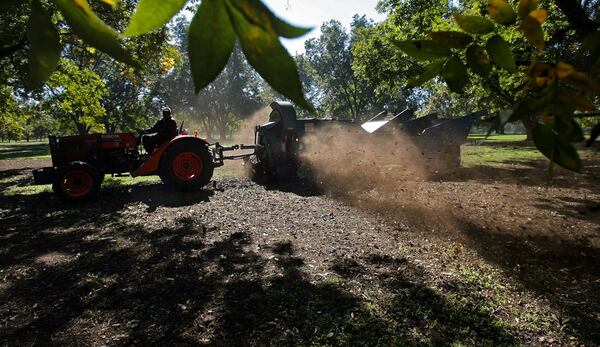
[248,102,485,181]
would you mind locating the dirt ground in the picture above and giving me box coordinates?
[0,151,599,346]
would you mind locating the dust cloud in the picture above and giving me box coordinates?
[300,124,428,193]
[299,124,458,232]
[231,106,271,144]
[224,107,271,176]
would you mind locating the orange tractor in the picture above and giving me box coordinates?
[32,131,251,201]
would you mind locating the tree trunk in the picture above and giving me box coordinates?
[521,115,537,141]
[199,118,212,140]
[496,122,506,135]
[219,126,227,142]
[76,122,88,135]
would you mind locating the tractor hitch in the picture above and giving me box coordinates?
[211,143,259,167]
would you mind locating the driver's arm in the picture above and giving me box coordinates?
[141,120,161,135]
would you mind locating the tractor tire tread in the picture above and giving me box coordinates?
[159,140,214,191]
[52,161,102,202]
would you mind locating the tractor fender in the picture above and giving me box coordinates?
[131,136,210,177]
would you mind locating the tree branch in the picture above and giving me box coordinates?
[553,0,597,37]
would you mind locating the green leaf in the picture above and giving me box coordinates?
[555,140,583,172]
[517,0,538,18]
[406,60,444,88]
[124,0,187,37]
[441,56,469,93]
[392,40,452,61]
[188,0,235,93]
[503,88,554,124]
[556,89,596,112]
[562,70,600,92]
[466,44,492,76]
[271,16,312,39]
[533,123,582,172]
[527,86,557,110]
[488,0,517,25]
[51,0,136,66]
[533,123,555,157]
[228,0,311,38]
[427,31,473,49]
[226,3,312,110]
[518,16,544,50]
[27,0,61,88]
[540,101,583,142]
[554,115,584,142]
[486,34,516,72]
[453,14,495,35]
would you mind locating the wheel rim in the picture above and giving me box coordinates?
[172,152,203,181]
[60,170,93,198]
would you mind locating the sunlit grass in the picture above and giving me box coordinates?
[1,183,52,196]
[461,145,545,168]
[101,175,162,188]
[462,137,597,168]
[0,141,51,160]
[467,134,527,142]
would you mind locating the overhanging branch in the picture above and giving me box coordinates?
[554,0,598,37]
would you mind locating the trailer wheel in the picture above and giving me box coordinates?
[159,141,214,190]
[52,161,101,202]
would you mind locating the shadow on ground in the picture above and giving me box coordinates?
[459,219,600,343]
[1,161,599,344]
[1,179,214,213]
[0,169,31,191]
[0,207,518,345]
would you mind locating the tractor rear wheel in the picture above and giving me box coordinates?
[52,161,102,202]
[159,141,214,191]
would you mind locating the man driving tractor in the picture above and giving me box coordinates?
[140,107,178,153]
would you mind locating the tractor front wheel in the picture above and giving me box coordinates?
[52,161,102,202]
[159,141,214,191]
